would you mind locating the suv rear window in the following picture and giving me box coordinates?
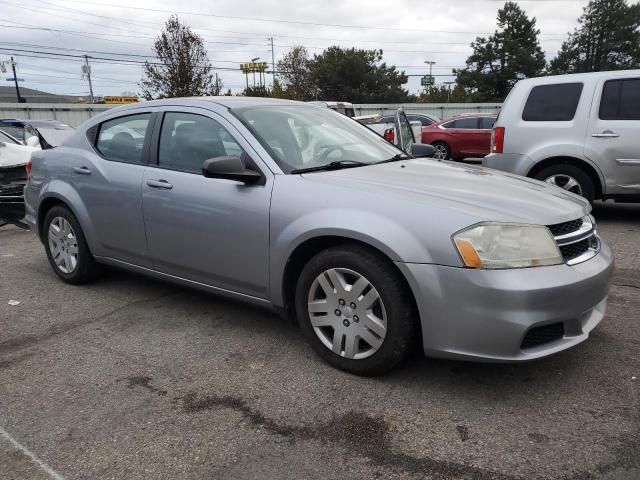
[599,78,640,120]
[522,83,583,121]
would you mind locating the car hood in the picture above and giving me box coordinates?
[302,159,589,225]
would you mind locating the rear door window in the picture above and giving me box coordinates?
[522,83,583,121]
[599,78,640,120]
[448,117,479,129]
[96,113,151,164]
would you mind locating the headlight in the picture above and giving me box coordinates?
[453,223,563,269]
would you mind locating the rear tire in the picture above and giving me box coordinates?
[431,142,450,160]
[43,205,101,284]
[534,164,595,203]
[295,245,417,376]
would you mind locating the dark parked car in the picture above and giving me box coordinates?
[421,114,497,160]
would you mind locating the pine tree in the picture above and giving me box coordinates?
[455,2,546,101]
[550,0,640,74]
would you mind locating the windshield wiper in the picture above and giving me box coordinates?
[375,153,413,165]
[291,160,370,174]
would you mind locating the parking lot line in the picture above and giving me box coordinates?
[0,426,65,480]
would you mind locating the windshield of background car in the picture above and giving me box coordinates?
[233,105,403,173]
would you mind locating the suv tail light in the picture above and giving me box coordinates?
[26,157,32,178]
[383,127,394,143]
[491,127,505,154]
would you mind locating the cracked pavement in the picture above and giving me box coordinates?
[0,201,639,479]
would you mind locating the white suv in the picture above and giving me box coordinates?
[484,70,640,203]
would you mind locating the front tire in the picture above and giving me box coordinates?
[534,164,595,203]
[431,142,450,160]
[295,245,417,376]
[43,205,101,284]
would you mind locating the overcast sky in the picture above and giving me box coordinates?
[0,0,593,98]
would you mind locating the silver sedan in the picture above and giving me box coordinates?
[24,97,613,375]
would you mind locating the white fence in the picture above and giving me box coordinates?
[353,103,502,120]
[0,102,503,127]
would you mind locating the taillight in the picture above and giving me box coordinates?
[491,127,505,154]
[383,127,394,143]
[26,158,32,178]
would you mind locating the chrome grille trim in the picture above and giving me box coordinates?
[549,216,599,265]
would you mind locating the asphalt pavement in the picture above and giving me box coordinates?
[1,201,638,480]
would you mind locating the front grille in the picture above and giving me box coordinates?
[521,322,565,349]
[559,238,591,262]
[548,218,583,237]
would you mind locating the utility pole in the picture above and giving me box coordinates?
[268,37,276,86]
[10,57,24,103]
[81,55,94,104]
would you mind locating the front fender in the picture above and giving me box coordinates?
[269,208,439,307]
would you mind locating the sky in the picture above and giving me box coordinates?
[0,0,593,98]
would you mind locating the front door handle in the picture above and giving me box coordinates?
[146,179,173,190]
[73,166,91,175]
[592,131,619,138]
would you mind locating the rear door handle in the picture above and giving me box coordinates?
[592,131,619,138]
[73,166,91,175]
[146,179,173,190]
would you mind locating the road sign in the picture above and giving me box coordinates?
[420,75,434,86]
[6,78,24,82]
[104,96,138,104]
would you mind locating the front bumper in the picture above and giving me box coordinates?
[0,166,26,222]
[396,240,614,362]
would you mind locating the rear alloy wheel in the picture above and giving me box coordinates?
[534,164,595,203]
[295,245,416,375]
[431,142,450,160]
[44,205,101,284]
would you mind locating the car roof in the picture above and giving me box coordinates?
[438,113,497,123]
[514,69,640,86]
[0,118,71,128]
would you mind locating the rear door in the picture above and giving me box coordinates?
[450,117,483,156]
[584,76,640,194]
[73,111,154,267]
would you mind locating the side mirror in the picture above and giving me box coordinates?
[410,143,436,158]
[202,156,262,184]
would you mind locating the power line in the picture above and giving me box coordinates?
[51,0,569,36]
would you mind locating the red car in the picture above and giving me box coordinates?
[420,114,497,161]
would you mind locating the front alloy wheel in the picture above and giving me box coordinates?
[295,245,416,375]
[307,268,387,360]
[432,143,449,160]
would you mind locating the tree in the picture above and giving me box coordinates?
[455,2,546,101]
[140,15,222,99]
[310,47,410,103]
[550,0,640,74]
[276,46,314,100]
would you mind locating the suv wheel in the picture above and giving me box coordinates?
[295,245,416,376]
[44,205,101,284]
[534,165,595,203]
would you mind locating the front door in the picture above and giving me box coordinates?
[585,76,640,194]
[72,112,154,267]
[141,109,273,299]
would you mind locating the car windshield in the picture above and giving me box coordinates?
[232,105,403,173]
